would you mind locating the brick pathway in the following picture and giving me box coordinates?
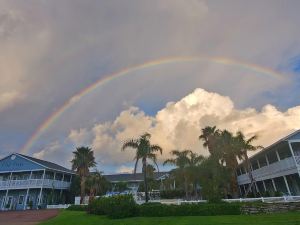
[0,209,59,225]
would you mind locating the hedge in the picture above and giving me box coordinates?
[67,204,88,211]
[138,202,241,217]
[88,195,241,219]
[88,195,137,219]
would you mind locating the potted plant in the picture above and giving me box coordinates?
[28,200,33,210]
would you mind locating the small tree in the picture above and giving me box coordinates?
[71,146,96,204]
[122,133,162,202]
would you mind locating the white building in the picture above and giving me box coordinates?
[236,130,300,196]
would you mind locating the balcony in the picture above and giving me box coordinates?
[237,157,299,185]
[0,179,71,190]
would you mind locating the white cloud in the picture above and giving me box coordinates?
[33,141,61,160]
[0,1,299,167]
[67,88,300,171]
[116,165,133,174]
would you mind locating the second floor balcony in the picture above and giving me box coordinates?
[237,156,300,185]
[0,178,71,190]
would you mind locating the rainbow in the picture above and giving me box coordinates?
[20,56,286,154]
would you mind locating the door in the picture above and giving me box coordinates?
[6,196,13,210]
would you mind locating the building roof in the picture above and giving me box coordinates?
[104,171,169,183]
[15,153,75,174]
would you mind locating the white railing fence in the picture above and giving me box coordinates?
[135,196,300,205]
[0,179,70,190]
[47,204,71,209]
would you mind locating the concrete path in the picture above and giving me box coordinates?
[0,209,59,225]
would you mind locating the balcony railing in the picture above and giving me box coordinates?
[237,157,299,185]
[0,179,71,190]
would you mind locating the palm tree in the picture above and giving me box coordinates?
[188,152,204,198]
[199,126,220,156]
[217,130,241,198]
[236,131,263,196]
[164,150,192,199]
[121,133,162,202]
[71,146,96,204]
[86,171,106,202]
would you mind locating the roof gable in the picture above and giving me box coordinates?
[286,130,300,141]
[0,154,43,172]
[16,154,75,174]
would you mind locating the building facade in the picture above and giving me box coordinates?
[104,172,169,192]
[236,130,300,196]
[0,153,75,210]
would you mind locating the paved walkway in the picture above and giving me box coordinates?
[0,209,59,225]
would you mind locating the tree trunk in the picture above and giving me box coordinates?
[80,176,86,204]
[244,152,257,197]
[143,158,149,203]
[183,171,189,200]
[230,172,239,198]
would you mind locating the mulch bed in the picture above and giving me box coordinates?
[0,209,59,225]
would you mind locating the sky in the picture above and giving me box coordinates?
[0,0,300,174]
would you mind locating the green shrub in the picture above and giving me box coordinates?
[67,204,88,211]
[88,195,137,219]
[138,202,241,217]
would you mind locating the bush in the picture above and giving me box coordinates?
[88,195,137,219]
[138,202,241,217]
[67,204,88,211]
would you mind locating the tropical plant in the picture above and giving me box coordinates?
[236,131,263,196]
[71,146,96,204]
[197,156,229,202]
[199,126,220,156]
[164,150,201,199]
[86,171,109,202]
[121,133,162,202]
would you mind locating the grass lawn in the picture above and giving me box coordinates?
[39,210,300,225]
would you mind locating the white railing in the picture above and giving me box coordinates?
[0,179,71,190]
[148,196,300,205]
[237,157,297,184]
[295,156,300,165]
[47,204,71,209]
[223,196,300,203]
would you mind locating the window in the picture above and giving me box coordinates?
[267,151,278,164]
[258,156,267,167]
[251,160,259,170]
[18,195,24,205]
[277,146,292,160]
[291,142,300,156]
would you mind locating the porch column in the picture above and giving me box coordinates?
[265,155,269,165]
[254,182,259,193]
[275,150,281,161]
[2,190,9,210]
[271,179,277,191]
[37,169,46,208]
[23,188,30,210]
[283,175,291,195]
[288,141,299,175]
[238,185,242,196]
[60,173,65,200]
[262,180,267,192]
[243,184,246,194]
[257,160,261,168]
[2,172,13,210]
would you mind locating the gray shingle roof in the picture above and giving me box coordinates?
[17,153,75,174]
[104,172,169,183]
